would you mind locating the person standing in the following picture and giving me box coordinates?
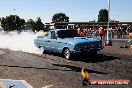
[98,27,105,40]
[77,25,86,37]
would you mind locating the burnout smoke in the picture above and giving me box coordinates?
[0,30,43,54]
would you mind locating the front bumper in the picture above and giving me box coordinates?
[71,46,104,54]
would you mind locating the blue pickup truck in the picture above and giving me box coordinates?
[34,29,103,59]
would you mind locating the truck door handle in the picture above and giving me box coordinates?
[46,40,51,42]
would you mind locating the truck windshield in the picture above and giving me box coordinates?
[57,30,81,38]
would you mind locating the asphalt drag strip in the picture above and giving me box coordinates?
[0,42,132,88]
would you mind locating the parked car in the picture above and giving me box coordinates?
[34,29,104,59]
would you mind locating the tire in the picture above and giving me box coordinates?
[63,48,71,60]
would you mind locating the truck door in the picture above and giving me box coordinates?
[47,31,58,52]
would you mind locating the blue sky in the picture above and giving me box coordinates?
[0,0,132,23]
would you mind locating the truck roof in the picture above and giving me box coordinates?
[49,29,76,32]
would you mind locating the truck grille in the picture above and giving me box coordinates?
[75,43,101,52]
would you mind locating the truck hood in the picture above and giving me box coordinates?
[58,37,100,45]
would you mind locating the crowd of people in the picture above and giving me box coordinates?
[76,25,131,39]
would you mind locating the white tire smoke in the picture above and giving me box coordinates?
[0,30,43,54]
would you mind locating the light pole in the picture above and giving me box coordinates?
[106,0,110,43]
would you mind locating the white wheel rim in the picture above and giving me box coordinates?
[64,49,70,59]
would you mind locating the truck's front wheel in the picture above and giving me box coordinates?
[63,48,71,60]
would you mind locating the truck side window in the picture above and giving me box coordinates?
[51,31,56,39]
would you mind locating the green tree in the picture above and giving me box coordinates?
[26,19,37,32]
[98,9,108,22]
[35,17,44,31]
[1,15,25,31]
[52,13,69,29]
[26,17,45,32]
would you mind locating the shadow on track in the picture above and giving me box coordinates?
[0,64,72,71]
[42,52,120,63]
[52,64,106,74]
[70,54,121,63]
[0,63,106,74]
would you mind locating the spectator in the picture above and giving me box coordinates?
[77,25,86,37]
[98,27,105,40]
[122,26,127,38]
[117,27,122,38]
[94,29,98,38]
[111,30,114,38]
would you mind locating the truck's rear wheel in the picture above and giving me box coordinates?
[39,46,44,54]
[63,48,71,60]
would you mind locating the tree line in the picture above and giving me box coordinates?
[0,9,115,32]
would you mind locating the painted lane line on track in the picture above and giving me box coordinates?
[42,85,53,88]
[0,79,33,88]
